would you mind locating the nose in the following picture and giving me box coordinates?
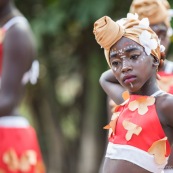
[121,59,132,73]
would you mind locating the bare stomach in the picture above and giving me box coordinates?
[102,158,152,173]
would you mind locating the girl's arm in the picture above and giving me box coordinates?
[99,69,125,105]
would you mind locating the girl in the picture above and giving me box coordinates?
[94,14,173,173]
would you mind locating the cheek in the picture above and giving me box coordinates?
[140,55,147,61]
[135,56,149,67]
[112,66,117,71]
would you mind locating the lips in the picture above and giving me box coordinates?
[123,75,136,84]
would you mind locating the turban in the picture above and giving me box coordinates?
[93,14,162,67]
[130,0,171,27]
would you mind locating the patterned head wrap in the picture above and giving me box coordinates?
[93,14,164,67]
[130,0,172,27]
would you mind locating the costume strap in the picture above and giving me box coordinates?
[151,90,165,97]
[2,16,28,31]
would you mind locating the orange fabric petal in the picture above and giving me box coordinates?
[3,148,19,171]
[110,119,117,132]
[104,112,120,137]
[145,97,155,106]
[19,150,37,172]
[128,100,138,112]
[114,105,121,112]
[148,137,167,165]
[128,96,155,115]
[123,120,142,141]
[35,161,46,173]
[103,124,111,129]
[108,128,113,138]
[138,104,148,115]
[122,91,130,101]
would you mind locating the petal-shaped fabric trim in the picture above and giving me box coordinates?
[128,100,138,111]
[128,96,155,115]
[19,150,37,172]
[146,97,156,106]
[123,120,142,141]
[148,137,167,165]
[103,112,120,137]
[2,149,38,172]
[3,148,19,171]
[122,91,130,101]
[35,160,46,173]
[138,104,148,115]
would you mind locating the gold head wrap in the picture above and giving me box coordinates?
[93,15,162,67]
[130,0,171,27]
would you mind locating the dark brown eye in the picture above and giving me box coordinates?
[130,54,139,60]
[112,61,121,66]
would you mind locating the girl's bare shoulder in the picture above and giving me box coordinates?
[155,93,173,127]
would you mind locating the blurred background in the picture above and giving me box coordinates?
[15,0,173,173]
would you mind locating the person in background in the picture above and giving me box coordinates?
[94,13,173,173]
[0,1,45,172]
[130,0,173,95]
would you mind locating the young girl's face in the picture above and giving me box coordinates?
[150,22,170,54]
[109,37,156,92]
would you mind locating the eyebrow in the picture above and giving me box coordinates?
[110,47,141,59]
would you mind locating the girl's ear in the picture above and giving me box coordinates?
[152,57,159,67]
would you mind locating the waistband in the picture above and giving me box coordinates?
[163,169,173,173]
[0,116,30,127]
[105,142,168,173]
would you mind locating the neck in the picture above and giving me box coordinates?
[0,2,21,27]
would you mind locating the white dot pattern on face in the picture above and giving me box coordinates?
[111,45,145,72]
[111,45,143,57]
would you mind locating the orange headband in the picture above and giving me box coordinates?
[93,14,163,67]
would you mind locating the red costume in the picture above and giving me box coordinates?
[105,91,171,173]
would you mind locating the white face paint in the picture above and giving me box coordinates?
[120,55,129,70]
[110,45,143,57]
[130,82,133,88]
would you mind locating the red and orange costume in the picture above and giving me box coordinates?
[104,91,171,173]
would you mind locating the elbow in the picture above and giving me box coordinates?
[99,72,106,88]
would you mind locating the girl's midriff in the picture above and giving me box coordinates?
[103,158,152,173]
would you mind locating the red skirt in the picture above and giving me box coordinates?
[0,117,46,173]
